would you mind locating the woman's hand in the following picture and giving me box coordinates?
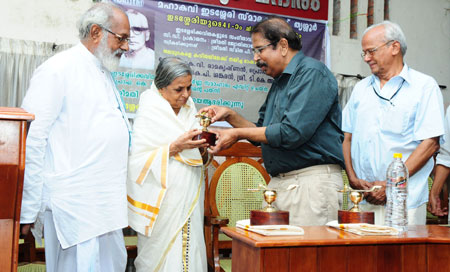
[169,129,208,157]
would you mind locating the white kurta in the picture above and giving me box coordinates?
[127,83,206,272]
[20,43,130,249]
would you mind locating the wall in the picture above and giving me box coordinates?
[328,0,450,102]
[0,0,92,45]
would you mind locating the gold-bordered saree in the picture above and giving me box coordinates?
[127,83,206,271]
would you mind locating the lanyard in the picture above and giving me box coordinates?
[372,79,405,106]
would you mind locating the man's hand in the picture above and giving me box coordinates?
[427,164,450,217]
[197,106,230,123]
[428,191,449,216]
[348,178,386,205]
[208,129,239,154]
[364,180,387,205]
[198,106,255,129]
[20,224,33,238]
[349,178,372,191]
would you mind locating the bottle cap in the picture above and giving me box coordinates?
[393,153,402,158]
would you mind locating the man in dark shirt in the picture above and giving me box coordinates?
[199,16,344,226]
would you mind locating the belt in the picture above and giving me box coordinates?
[276,164,342,178]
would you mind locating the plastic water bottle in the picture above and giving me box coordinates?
[385,153,408,232]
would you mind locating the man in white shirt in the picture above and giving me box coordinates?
[119,9,155,70]
[342,21,445,225]
[19,3,131,271]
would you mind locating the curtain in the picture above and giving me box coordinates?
[0,37,73,107]
[335,73,363,109]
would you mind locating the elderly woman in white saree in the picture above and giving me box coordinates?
[127,57,209,272]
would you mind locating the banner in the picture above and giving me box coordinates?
[112,0,327,122]
[179,0,328,21]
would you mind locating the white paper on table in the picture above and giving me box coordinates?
[326,220,399,236]
[236,219,304,236]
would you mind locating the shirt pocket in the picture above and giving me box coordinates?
[380,106,411,135]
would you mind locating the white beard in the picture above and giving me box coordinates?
[94,34,123,71]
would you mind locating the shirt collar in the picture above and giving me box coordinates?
[76,42,102,69]
[398,63,411,84]
[367,63,411,87]
[282,50,304,76]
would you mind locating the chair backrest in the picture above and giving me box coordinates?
[208,142,270,227]
[341,170,350,210]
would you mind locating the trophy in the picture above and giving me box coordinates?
[337,185,382,224]
[195,112,216,146]
[248,184,296,225]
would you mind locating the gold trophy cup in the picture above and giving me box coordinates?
[195,113,216,146]
[262,189,278,212]
[338,185,382,224]
[248,185,291,225]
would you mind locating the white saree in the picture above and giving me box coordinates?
[127,83,207,272]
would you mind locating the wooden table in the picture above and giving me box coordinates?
[222,225,450,272]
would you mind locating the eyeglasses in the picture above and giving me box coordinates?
[361,40,394,58]
[251,42,277,55]
[131,26,149,35]
[100,26,130,43]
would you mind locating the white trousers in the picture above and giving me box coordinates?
[44,211,127,272]
[360,202,427,225]
[267,164,343,226]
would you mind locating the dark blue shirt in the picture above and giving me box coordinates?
[256,51,344,176]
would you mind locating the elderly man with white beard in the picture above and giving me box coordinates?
[19,3,131,272]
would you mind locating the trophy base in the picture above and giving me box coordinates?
[195,131,216,146]
[250,210,289,225]
[338,210,374,224]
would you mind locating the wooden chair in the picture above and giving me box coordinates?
[123,226,138,271]
[341,170,350,210]
[17,232,45,272]
[204,142,270,272]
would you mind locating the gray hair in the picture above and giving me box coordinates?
[77,2,122,40]
[364,20,407,56]
[154,57,193,89]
